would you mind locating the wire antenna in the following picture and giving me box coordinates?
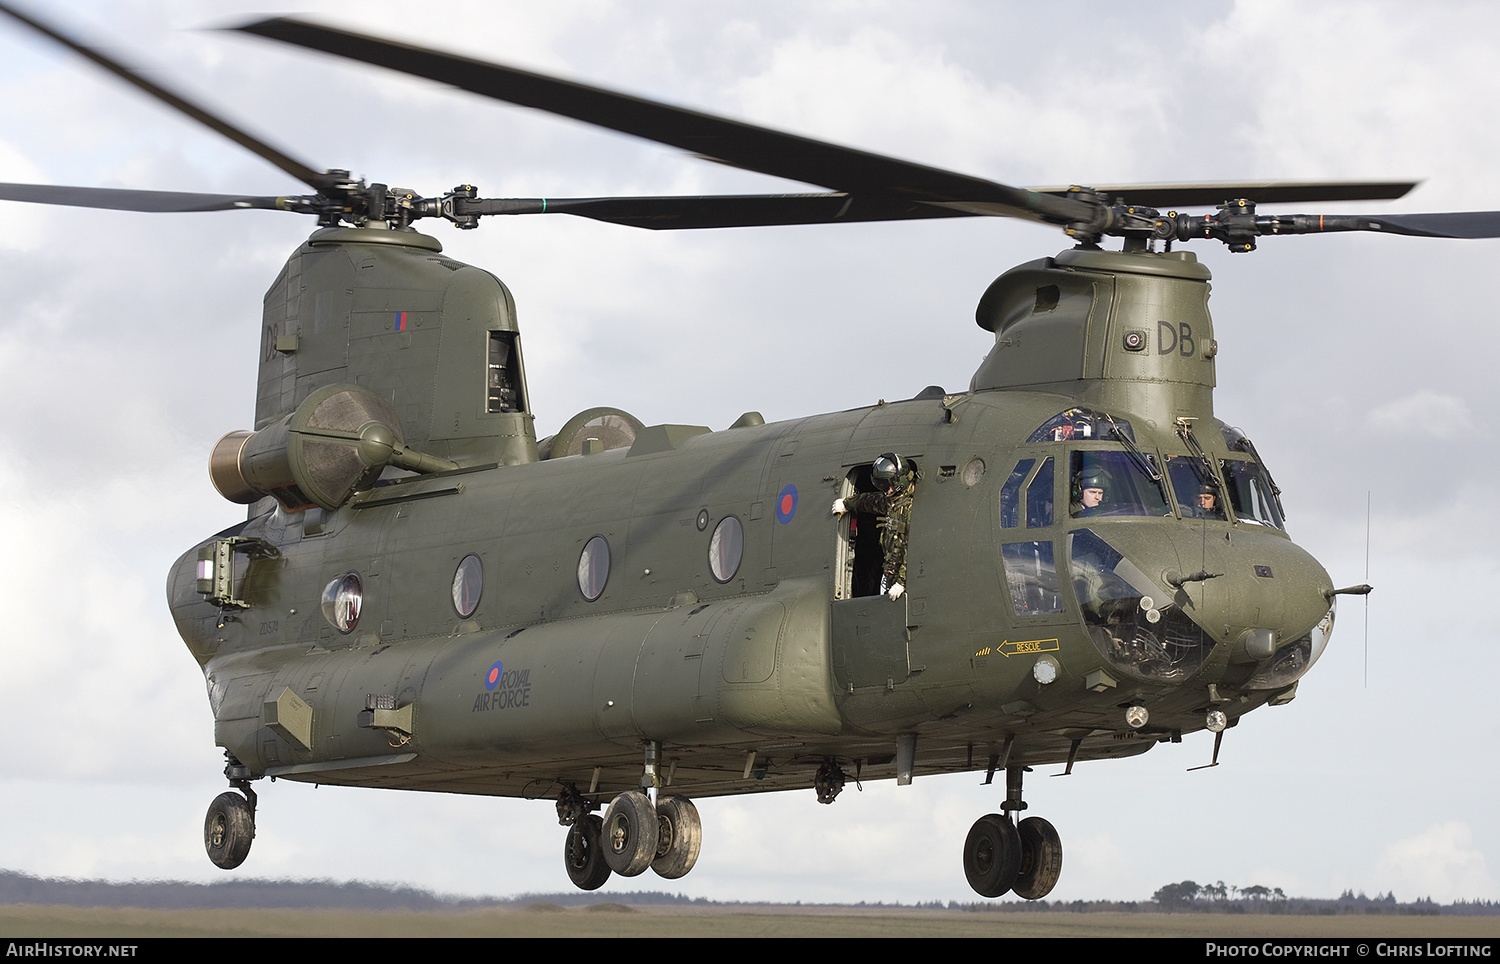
[1364,491,1371,688]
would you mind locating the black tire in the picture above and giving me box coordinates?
[650,795,702,880]
[962,813,1020,898]
[204,792,255,870]
[563,814,612,891]
[1012,816,1064,900]
[601,790,659,876]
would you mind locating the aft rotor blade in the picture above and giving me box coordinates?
[0,3,329,192]
[1166,209,1500,245]
[0,182,307,213]
[1032,181,1419,207]
[235,18,1091,227]
[471,193,980,230]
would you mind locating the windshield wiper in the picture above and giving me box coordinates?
[1175,418,1227,496]
[1107,415,1167,499]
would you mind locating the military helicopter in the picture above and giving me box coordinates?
[5,5,1496,900]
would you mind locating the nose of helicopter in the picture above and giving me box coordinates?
[1163,525,1334,655]
[1070,523,1335,688]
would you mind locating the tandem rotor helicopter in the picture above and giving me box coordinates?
[5,5,1496,899]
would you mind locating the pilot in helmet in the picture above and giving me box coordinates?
[1073,472,1108,516]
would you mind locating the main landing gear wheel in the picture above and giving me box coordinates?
[602,790,660,876]
[564,814,612,890]
[963,813,1021,898]
[1012,816,1064,900]
[650,795,702,880]
[204,791,255,870]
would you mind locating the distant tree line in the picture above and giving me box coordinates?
[954,885,1498,916]
[1153,880,1286,909]
[1132,882,1453,916]
[4,868,1495,916]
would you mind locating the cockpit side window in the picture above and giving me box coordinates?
[1000,459,1034,529]
[1221,458,1286,530]
[1068,450,1170,518]
[1026,457,1054,528]
[1221,425,1286,523]
[1001,540,1062,616]
[1166,455,1227,521]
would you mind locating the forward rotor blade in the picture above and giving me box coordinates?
[235,18,1091,228]
[0,182,305,213]
[0,3,329,192]
[474,193,980,230]
[1357,211,1500,239]
[1032,181,1419,207]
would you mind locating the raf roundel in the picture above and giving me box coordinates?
[775,484,798,524]
[484,661,504,692]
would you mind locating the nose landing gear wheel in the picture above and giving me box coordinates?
[564,814,612,891]
[204,791,255,870]
[963,813,1021,898]
[1012,816,1063,900]
[650,795,702,880]
[601,790,660,876]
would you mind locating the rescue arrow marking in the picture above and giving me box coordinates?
[974,638,1060,658]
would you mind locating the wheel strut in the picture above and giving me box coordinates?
[555,782,594,827]
[204,753,258,871]
[642,739,662,807]
[224,751,258,820]
[629,741,703,880]
[1003,765,1029,819]
[961,761,1063,899]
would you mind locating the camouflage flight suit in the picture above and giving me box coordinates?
[844,482,916,588]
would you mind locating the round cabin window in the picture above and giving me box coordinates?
[452,554,483,617]
[578,536,610,601]
[708,516,744,583]
[320,572,363,633]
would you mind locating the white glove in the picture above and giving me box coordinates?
[887,582,905,600]
[831,498,847,515]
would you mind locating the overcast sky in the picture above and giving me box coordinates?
[1,0,1497,906]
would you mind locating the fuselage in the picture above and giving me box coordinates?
[167,230,1336,806]
[168,384,1333,803]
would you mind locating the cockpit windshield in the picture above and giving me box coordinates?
[1166,455,1227,521]
[1069,450,1170,518]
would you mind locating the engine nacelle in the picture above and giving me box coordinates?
[210,383,455,511]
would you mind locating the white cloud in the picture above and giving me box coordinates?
[1376,823,1496,904]
[1366,390,1475,439]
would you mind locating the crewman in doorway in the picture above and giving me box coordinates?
[832,452,918,599]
